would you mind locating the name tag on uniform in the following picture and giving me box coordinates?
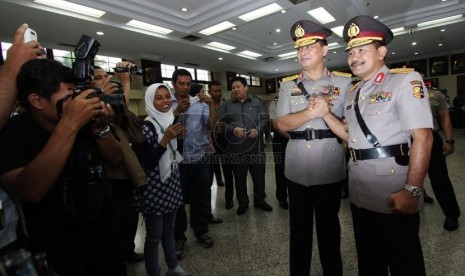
[346,104,353,110]
[291,92,303,96]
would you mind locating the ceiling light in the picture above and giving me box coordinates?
[281,10,286,13]
[415,52,419,55]
[181,7,188,12]
[438,43,443,46]
[412,42,417,46]
[275,69,279,71]
[238,3,283,21]
[273,42,277,46]
[199,21,235,35]
[278,51,297,59]
[417,14,463,27]
[34,0,106,17]
[96,31,104,36]
[276,28,281,33]
[238,50,262,58]
[218,57,223,60]
[392,52,396,55]
[207,42,236,51]
[441,29,446,32]
[391,27,408,36]
[328,42,342,50]
[307,7,336,24]
[374,15,379,19]
[126,20,173,34]
[331,26,344,37]
[232,27,237,30]
[333,51,337,54]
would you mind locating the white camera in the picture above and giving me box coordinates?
[23,28,38,43]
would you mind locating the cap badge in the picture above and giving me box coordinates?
[295,24,305,38]
[347,23,360,38]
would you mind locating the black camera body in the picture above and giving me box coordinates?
[57,35,127,116]
[113,65,143,75]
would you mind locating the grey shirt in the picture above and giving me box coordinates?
[276,68,351,186]
[345,65,433,213]
[217,95,269,154]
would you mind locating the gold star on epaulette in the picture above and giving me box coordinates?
[348,82,361,95]
[389,68,414,74]
[282,74,300,82]
[332,71,352,78]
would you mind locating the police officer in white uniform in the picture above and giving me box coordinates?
[275,20,351,276]
[309,15,433,276]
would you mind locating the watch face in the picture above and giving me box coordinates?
[412,187,422,197]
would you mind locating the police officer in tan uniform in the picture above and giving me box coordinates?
[424,81,460,231]
[309,15,433,275]
[275,20,351,276]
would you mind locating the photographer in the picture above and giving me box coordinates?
[91,62,146,264]
[0,59,126,275]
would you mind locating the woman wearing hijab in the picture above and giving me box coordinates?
[133,83,190,276]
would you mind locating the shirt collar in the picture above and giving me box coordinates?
[296,67,331,84]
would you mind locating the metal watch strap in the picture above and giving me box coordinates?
[96,125,111,139]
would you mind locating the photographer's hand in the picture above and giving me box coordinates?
[173,98,190,116]
[60,90,104,131]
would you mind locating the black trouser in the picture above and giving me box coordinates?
[231,153,266,207]
[35,201,126,276]
[175,157,212,240]
[271,131,288,202]
[427,131,461,219]
[210,135,234,200]
[110,179,139,259]
[351,204,425,276]
[288,180,342,276]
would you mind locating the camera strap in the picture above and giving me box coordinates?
[353,85,381,147]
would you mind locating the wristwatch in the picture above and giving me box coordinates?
[96,125,111,140]
[445,139,455,145]
[404,184,422,197]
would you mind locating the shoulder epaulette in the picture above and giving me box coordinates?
[348,82,361,95]
[389,67,414,74]
[282,74,299,82]
[332,71,352,78]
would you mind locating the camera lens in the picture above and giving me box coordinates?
[99,94,126,114]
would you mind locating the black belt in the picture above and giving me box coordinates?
[288,128,337,140]
[349,143,409,162]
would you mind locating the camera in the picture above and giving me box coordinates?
[113,65,143,75]
[63,35,126,115]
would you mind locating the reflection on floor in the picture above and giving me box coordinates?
[127,131,465,276]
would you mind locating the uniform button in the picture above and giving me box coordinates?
[361,96,365,100]
[391,168,396,174]
[332,148,336,151]
[351,138,356,143]
[376,111,381,115]
[312,87,315,91]
[307,144,311,149]
[291,100,295,104]
[300,98,305,103]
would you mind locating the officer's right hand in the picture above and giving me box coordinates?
[307,96,330,119]
[388,189,420,215]
[60,90,104,130]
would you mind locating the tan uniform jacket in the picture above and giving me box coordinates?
[345,65,433,213]
[276,68,351,186]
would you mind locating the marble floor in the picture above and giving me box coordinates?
[127,131,465,276]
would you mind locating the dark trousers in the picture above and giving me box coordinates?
[209,136,234,199]
[288,180,342,276]
[40,202,126,276]
[272,131,288,202]
[231,153,266,207]
[175,157,211,240]
[110,179,139,258]
[427,131,461,219]
[351,204,425,276]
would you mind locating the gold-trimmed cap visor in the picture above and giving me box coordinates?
[345,36,383,51]
[294,35,325,48]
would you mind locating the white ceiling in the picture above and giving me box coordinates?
[1,0,465,78]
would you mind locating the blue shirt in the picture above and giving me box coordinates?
[172,94,210,163]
